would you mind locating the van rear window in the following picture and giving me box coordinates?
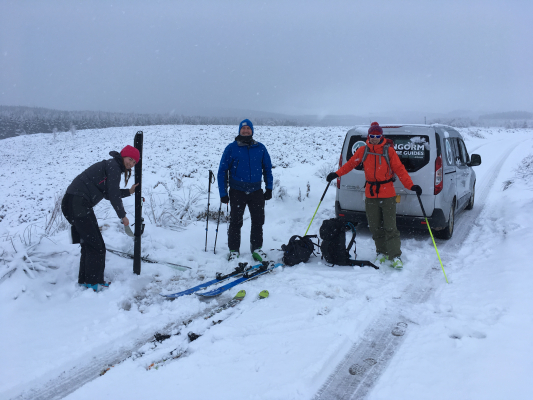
[346,135,431,173]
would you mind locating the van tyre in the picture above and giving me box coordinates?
[435,200,455,240]
[465,183,475,210]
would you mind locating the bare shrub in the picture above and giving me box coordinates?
[150,182,205,229]
[44,192,69,236]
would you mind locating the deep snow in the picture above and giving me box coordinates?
[1,125,532,400]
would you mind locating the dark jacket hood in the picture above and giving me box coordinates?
[109,151,126,172]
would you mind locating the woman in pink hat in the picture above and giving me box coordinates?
[61,145,140,291]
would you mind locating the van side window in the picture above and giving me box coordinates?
[458,140,470,164]
[444,138,454,166]
[451,139,463,165]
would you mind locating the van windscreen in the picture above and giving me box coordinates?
[346,135,431,173]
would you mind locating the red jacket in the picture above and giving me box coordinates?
[336,138,414,199]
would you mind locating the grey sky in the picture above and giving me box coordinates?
[1,0,531,117]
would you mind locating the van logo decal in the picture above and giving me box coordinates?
[352,141,366,154]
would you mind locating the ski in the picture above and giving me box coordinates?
[202,289,246,320]
[196,262,283,297]
[160,262,262,299]
[107,248,191,271]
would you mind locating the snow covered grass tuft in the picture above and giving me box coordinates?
[514,154,533,183]
[501,153,533,190]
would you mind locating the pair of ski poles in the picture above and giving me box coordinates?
[205,170,226,254]
[304,181,448,283]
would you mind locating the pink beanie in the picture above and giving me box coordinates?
[120,145,140,163]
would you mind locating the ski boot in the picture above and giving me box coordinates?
[81,282,111,292]
[252,248,268,262]
[391,257,403,269]
[228,251,240,261]
[375,253,389,266]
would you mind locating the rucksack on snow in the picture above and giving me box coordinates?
[319,218,357,266]
[281,235,319,266]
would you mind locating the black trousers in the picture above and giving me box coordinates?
[228,189,265,253]
[61,194,106,284]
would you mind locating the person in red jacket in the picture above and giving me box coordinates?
[326,122,422,269]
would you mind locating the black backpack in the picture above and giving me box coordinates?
[319,219,357,265]
[281,235,319,266]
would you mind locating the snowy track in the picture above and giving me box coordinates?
[313,140,520,400]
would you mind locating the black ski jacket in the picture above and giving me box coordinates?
[66,151,131,219]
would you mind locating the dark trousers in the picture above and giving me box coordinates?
[228,189,265,253]
[61,194,106,284]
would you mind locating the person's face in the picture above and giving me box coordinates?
[240,125,253,136]
[124,156,136,170]
[368,134,382,145]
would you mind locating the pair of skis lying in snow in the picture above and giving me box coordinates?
[160,260,283,298]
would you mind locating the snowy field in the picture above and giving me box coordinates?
[1,125,532,400]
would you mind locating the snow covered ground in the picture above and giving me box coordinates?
[1,125,532,400]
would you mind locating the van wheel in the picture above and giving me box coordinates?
[435,201,455,240]
[465,183,475,210]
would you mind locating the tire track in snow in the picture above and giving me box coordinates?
[313,141,519,400]
[7,300,227,400]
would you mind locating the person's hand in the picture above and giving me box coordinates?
[122,216,130,226]
[326,172,338,183]
[129,183,139,194]
[411,185,422,196]
[264,189,272,200]
[221,196,229,204]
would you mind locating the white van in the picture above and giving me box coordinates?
[334,124,481,239]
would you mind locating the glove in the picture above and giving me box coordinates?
[264,189,272,201]
[326,172,338,183]
[411,185,422,196]
[221,196,229,204]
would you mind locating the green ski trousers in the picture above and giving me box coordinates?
[365,197,401,259]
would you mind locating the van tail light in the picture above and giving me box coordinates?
[337,153,343,189]
[434,155,443,195]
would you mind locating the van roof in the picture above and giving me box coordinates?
[349,124,438,136]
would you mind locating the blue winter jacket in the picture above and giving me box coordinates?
[217,138,273,198]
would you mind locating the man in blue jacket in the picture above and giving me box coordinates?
[218,119,274,262]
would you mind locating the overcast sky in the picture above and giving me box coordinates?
[1,0,531,117]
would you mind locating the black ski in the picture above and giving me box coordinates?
[133,131,144,275]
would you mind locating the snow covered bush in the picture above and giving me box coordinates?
[0,234,59,286]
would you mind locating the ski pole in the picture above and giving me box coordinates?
[205,170,215,252]
[214,203,222,254]
[416,193,448,283]
[304,182,331,236]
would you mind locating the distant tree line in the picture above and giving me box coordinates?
[429,114,532,129]
[0,105,300,139]
[2,105,531,139]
